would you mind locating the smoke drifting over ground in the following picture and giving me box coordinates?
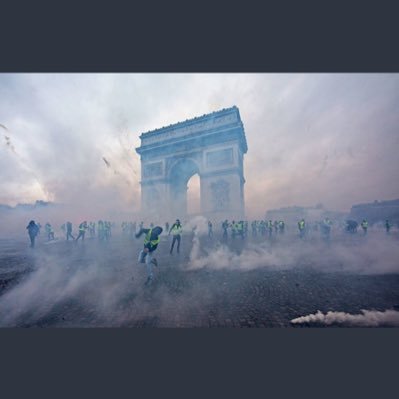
[291,310,399,327]
[0,220,398,327]
[188,228,399,275]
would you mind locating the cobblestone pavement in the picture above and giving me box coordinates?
[0,234,398,327]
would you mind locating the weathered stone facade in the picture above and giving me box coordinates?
[136,106,248,220]
[349,199,399,225]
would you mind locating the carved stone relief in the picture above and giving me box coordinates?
[206,148,233,168]
[210,179,230,211]
[143,162,162,178]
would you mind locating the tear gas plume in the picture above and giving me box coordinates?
[102,155,131,185]
[0,249,136,327]
[291,309,399,327]
[187,229,399,275]
[102,157,111,168]
[0,231,219,327]
[1,124,51,203]
[4,135,16,153]
[0,216,398,327]
[184,215,208,235]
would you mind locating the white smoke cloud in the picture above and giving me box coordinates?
[291,309,399,327]
[1,73,399,219]
[0,226,398,327]
[187,232,399,274]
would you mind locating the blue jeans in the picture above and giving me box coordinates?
[170,234,181,254]
[138,250,154,279]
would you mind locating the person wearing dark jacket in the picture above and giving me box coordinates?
[66,221,75,240]
[135,226,163,285]
[26,220,39,248]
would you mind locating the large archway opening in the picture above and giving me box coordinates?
[187,174,201,216]
[169,158,200,218]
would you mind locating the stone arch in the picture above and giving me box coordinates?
[136,106,248,221]
[168,158,201,217]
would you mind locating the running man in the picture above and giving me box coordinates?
[135,225,163,285]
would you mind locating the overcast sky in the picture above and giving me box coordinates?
[1,73,398,218]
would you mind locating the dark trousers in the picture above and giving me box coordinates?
[170,234,181,254]
[76,231,85,241]
[67,231,75,240]
[29,234,36,248]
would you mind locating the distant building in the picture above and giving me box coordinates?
[0,200,55,213]
[349,199,399,225]
[265,204,346,225]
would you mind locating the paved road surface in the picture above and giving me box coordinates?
[0,233,398,327]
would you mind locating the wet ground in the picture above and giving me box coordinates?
[0,233,398,327]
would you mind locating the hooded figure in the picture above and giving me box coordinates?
[26,220,39,248]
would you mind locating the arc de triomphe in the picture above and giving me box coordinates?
[135,106,248,221]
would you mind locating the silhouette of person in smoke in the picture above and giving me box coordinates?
[26,220,39,248]
[66,221,75,240]
[222,220,229,239]
[208,220,213,238]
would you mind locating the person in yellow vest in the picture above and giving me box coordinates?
[236,221,244,239]
[231,220,237,239]
[298,219,306,239]
[75,221,88,241]
[169,219,183,254]
[360,219,368,235]
[135,225,163,285]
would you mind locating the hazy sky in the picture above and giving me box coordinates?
[1,73,398,217]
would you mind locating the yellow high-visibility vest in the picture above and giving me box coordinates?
[144,229,160,247]
[171,225,182,235]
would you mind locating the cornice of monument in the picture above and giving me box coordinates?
[137,125,246,154]
[140,106,240,137]
[136,106,248,155]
